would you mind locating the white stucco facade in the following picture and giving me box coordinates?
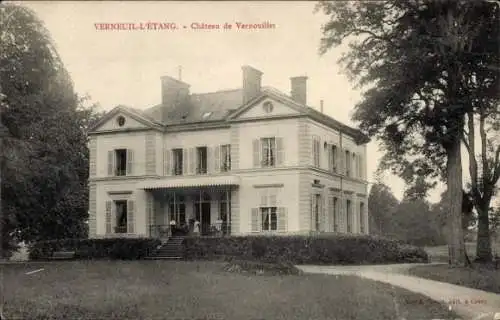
[88,69,370,238]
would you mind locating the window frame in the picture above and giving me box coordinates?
[261,137,276,168]
[172,148,183,176]
[115,149,127,176]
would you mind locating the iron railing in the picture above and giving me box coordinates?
[149,223,232,238]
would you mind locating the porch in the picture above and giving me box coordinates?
[139,176,239,238]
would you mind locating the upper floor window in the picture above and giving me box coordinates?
[115,149,127,176]
[108,149,133,176]
[312,136,321,167]
[196,146,208,174]
[328,144,338,173]
[253,137,284,168]
[358,156,363,179]
[173,148,183,175]
[345,150,351,177]
[352,153,357,178]
[261,137,276,167]
[220,144,231,172]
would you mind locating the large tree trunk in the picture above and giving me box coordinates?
[476,203,492,262]
[446,134,466,266]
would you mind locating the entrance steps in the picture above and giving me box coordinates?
[146,236,185,260]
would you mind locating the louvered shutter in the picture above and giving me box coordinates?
[251,208,260,232]
[107,151,114,176]
[358,156,363,179]
[182,149,188,175]
[189,148,195,174]
[105,201,112,234]
[328,196,335,232]
[277,207,287,232]
[127,200,135,233]
[214,145,221,173]
[310,194,315,231]
[276,137,284,166]
[164,149,171,176]
[320,195,326,232]
[126,149,134,175]
[253,139,260,167]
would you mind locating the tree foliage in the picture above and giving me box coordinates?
[367,183,399,236]
[316,0,499,265]
[0,4,102,255]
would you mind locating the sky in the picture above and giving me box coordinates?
[15,0,472,204]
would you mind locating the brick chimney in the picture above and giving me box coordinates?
[160,76,190,122]
[290,76,308,105]
[242,65,263,104]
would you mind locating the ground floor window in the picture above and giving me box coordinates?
[346,199,352,233]
[115,200,127,233]
[359,202,365,233]
[261,207,277,231]
[312,194,321,231]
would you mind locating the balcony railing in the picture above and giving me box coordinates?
[114,226,128,234]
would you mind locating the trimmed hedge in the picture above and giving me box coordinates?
[29,238,161,260]
[184,234,429,265]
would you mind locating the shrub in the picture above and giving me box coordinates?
[184,234,429,265]
[29,238,161,260]
[223,258,303,275]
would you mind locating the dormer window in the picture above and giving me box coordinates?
[263,101,274,113]
[117,116,126,127]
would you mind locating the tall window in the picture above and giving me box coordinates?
[352,153,357,178]
[261,207,277,231]
[329,145,338,173]
[312,194,321,231]
[115,200,127,233]
[359,202,365,233]
[261,137,276,167]
[221,144,231,172]
[196,146,208,174]
[173,148,183,175]
[115,149,127,176]
[346,199,352,233]
[313,136,321,167]
[345,150,351,177]
[332,197,339,232]
[169,194,186,225]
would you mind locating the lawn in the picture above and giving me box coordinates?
[2,260,458,320]
[409,263,500,294]
[424,241,500,263]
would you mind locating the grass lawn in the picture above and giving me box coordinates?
[424,241,500,263]
[409,263,500,294]
[2,260,458,320]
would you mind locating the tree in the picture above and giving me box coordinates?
[1,4,94,250]
[316,0,499,266]
[367,183,399,237]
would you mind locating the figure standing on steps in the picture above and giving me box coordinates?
[193,219,200,236]
[169,218,177,237]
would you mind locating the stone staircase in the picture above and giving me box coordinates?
[147,236,185,259]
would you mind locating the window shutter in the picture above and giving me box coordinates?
[320,195,326,232]
[127,200,135,233]
[310,194,314,231]
[328,196,334,232]
[105,201,112,234]
[126,149,134,175]
[164,149,171,176]
[311,138,316,166]
[276,137,284,166]
[183,149,188,175]
[358,156,363,178]
[277,207,287,232]
[327,144,332,171]
[214,145,221,173]
[107,151,114,176]
[352,153,357,178]
[188,148,195,174]
[251,208,260,232]
[252,139,260,167]
[338,147,343,175]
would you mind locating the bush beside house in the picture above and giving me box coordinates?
[29,238,161,260]
[184,234,429,265]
